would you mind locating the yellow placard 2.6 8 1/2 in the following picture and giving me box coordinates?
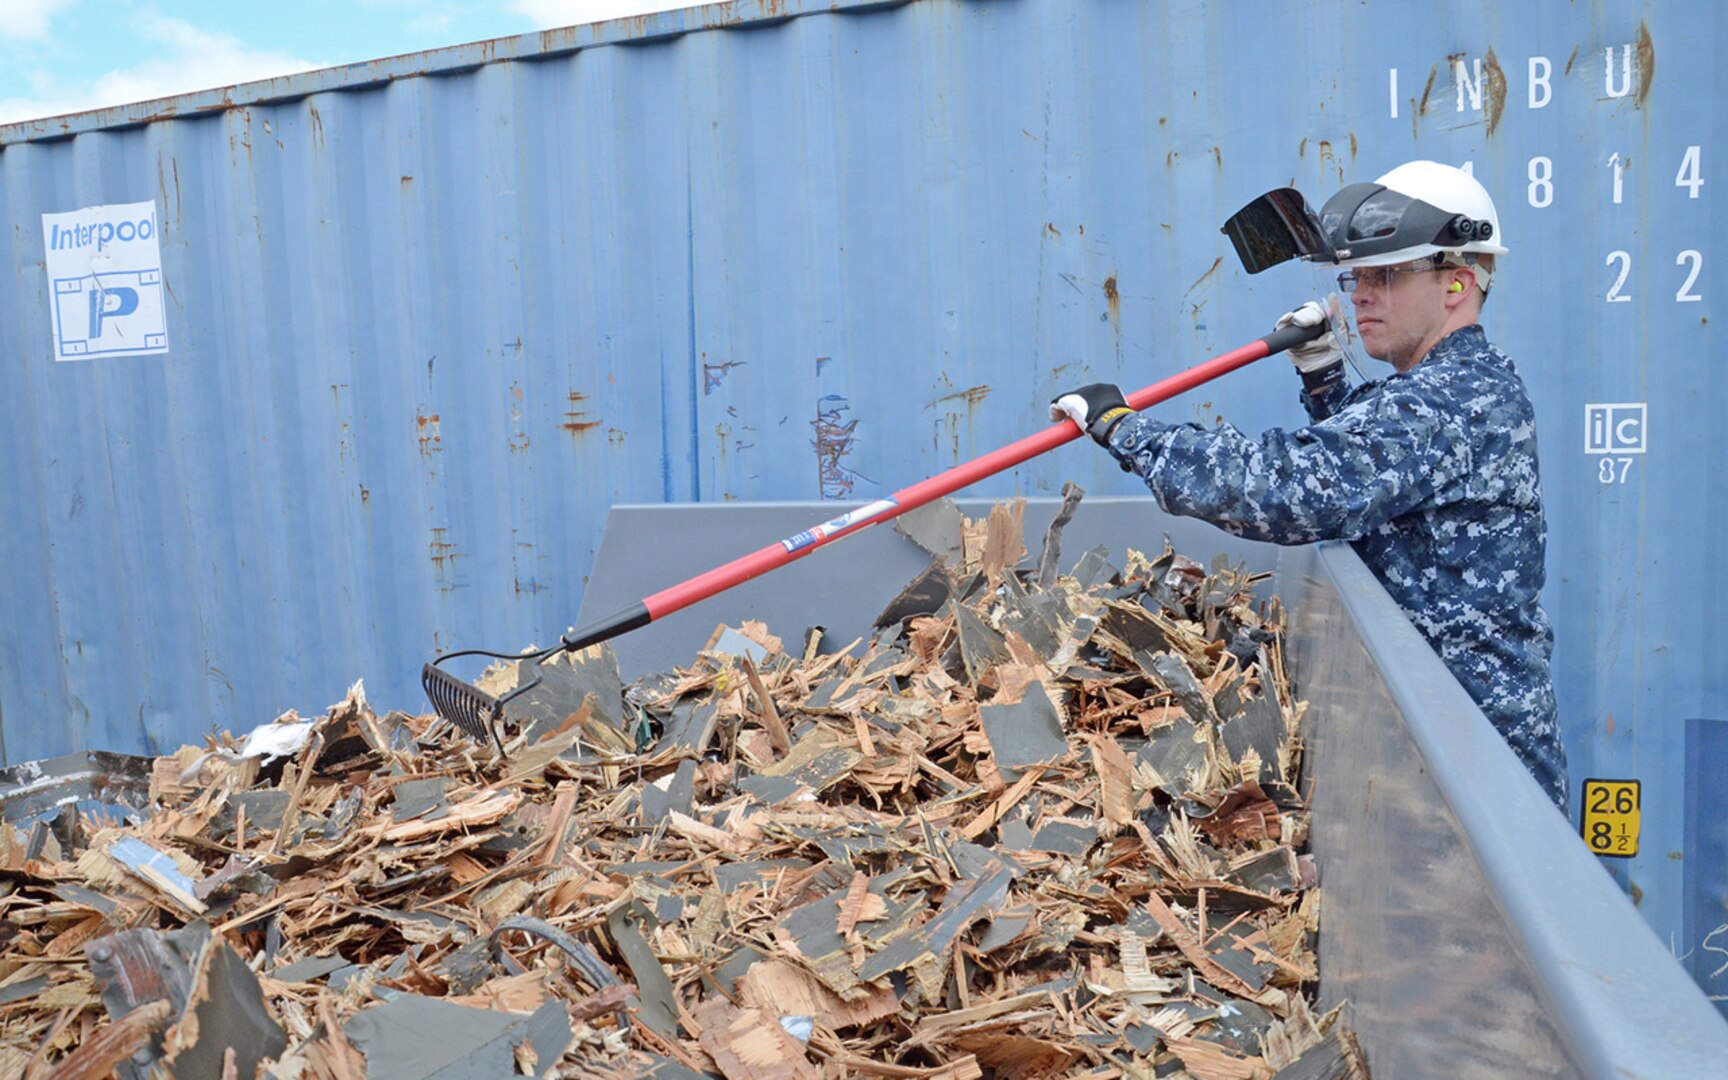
[1581,778,1640,858]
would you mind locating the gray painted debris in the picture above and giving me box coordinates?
[1149,653,1214,725]
[270,954,349,983]
[1029,818,1096,855]
[874,561,954,629]
[510,645,627,741]
[980,681,1068,781]
[641,759,698,823]
[708,627,771,666]
[893,499,966,568]
[858,865,1015,983]
[1223,692,1285,774]
[390,778,450,823]
[607,903,681,1039]
[345,995,574,1080]
[953,604,1012,685]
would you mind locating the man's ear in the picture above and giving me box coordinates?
[1443,267,1476,308]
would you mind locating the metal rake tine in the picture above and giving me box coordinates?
[421,663,507,758]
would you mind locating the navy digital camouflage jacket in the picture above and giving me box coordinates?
[1105,325,1569,810]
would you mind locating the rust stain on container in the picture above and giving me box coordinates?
[416,413,442,457]
[607,428,627,445]
[1103,275,1121,323]
[1298,137,1307,157]
[429,528,461,592]
[563,389,600,435]
[927,385,992,410]
[1564,45,1580,76]
[1183,257,1224,298]
[1484,49,1508,136]
[1045,222,1061,238]
[1348,132,1358,158]
[1417,64,1438,115]
[1635,23,1655,107]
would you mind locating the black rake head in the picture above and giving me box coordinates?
[421,662,511,757]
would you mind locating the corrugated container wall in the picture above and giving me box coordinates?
[2,0,1723,996]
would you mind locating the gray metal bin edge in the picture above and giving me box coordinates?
[1288,541,1728,1079]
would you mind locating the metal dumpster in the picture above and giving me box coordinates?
[578,497,1728,1079]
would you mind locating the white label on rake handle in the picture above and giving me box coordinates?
[780,497,900,553]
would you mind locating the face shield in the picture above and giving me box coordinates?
[1220,184,1497,272]
[1218,188,1336,274]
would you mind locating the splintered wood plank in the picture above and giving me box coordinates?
[38,999,171,1080]
[737,959,899,1032]
[693,997,820,1080]
[1166,1034,1271,1080]
[1089,733,1137,830]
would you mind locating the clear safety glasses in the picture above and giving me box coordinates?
[1335,260,1445,293]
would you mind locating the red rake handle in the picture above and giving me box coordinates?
[562,322,1325,652]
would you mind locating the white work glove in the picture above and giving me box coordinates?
[1275,301,1345,392]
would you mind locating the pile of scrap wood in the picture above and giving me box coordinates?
[0,497,1368,1079]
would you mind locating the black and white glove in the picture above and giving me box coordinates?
[1050,383,1134,446]
[1276,301,1345,393]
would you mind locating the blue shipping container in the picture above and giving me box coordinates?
[1,0,1723,999]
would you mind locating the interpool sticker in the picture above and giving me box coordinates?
[42,201,169,361]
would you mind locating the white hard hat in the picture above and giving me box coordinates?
[1317,160,1508,269]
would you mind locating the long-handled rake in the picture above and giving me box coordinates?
[422,321,1327,748]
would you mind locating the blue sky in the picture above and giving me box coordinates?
[0,0,702,124]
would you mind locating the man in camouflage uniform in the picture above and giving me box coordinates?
[1052,161,1569,811]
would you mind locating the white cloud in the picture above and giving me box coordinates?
[0,0,76,39]
[0,13,323,125]
[510,0,704,31]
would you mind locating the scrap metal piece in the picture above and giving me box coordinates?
[489,915,624,1003]
[0,750,152,829]
[1137,717,1208,797]
[270,954,349,984]
[85,922,287,1080]
[1102,601,1169,656]
[106,837,206,915]
[1036,482,1086,587]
